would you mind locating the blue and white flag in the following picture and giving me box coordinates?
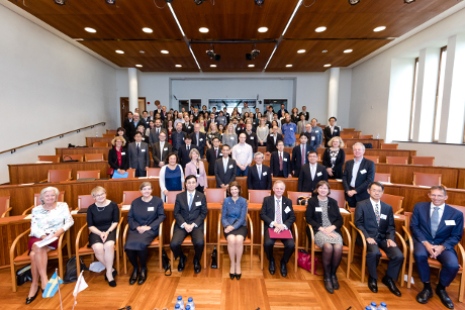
[42,271,63,298]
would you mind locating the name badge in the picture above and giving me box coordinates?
[311,136,315,141]
[445,220,456,226]
[187,126,191,129]
[263,172,267,176]
[360,169,367,174]
[229,165,233,169]
[121,152,126,155]
[315,207,322,212]
[141,149,146,152]
[230,136,234,139]
[284,206,291,214]
[317,172,322,177]
[380,214,387,220]
[195,201,202,206]
[283,158,288,162]
[334,129,338,132]
[200,138,204,141]
[290,128,294,131]
[219,153,223,156]
[147,207,154,211]
[164,147,168,151]
[196,174,200,178]
[250,137,254,140]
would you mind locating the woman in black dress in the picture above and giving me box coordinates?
[87,186,120,287]
[124,182,165,285]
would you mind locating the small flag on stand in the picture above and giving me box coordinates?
[42,270,63,298]
[73,271,88,297]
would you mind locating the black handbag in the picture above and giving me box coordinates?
[63,256,87,283]
[16,265,32,286]
[162,249,171,276]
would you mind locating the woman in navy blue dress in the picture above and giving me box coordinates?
[159,153,185,202]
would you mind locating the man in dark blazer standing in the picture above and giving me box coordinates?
[149,119,167,145]
[206,137,222,176]
[247,152,272,190]
[128,132,149,177]
[410,186,464,309]
[260,180,296,277]
[152,131,172,168]
[276,104,288,119]
[298,151,328,192]
[342,142,375,208]
[170,175,208,274]
[291,134,309,177]
[355,182,404,297]
[270,140,292,178]
[190,123,207,158]
[214,144,236,189]
[266,126,283,154]
[171,122,186,153]
[323,117,341,147]
[178,136,197,169]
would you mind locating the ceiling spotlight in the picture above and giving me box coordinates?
[105,0,116,4]
[54,0,66,5]
[404,0,415,3]
[348,0,360,5]
[194,0,204,4]
[254,0,264,6]
[206,49,221,61]
[246,48,260,61]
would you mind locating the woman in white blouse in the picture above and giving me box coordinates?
[26,187,74,305]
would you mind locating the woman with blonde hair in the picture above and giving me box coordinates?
[185,148,208,193]
[222,123,238,148]
[322,137,345,179]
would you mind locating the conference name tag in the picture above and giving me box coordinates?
[200,138,204,141]
[317,172,322,177]
[230,136,234,139]
[311,136,315,140]
[283,158,288,162]
[229,165,233,169]
[195,201,202,206]
[360,169,367,174]
[315,207,322,212]
[164,147,168,151]
[334,129,338,132]
[284,206,291,214]
[250,137,254,140]
[445,220,456,226]
[147,207,154,211]
[121,152,126,155]
[380,214,387,220]
[263,172,267,176]
[141,149,146,152]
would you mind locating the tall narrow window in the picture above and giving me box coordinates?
[433,46,447,142]
[408,58,419,141]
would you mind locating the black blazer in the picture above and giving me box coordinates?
[108,147,129,170]
[190,132,207,158]
[266,133,283,153]
[214,157,236,188]
[298,164,329,192]
[355,199,395,241]
[174,191,208,227]
[291,144,309,177]
[306,196,343,235]
[342,158,375,202]
[270,151,291,177]
[247,164,272,190]
[171,130,186,152]
[323,126,341,146]
[245,132,258,153]
[322,148,345,179]
[178,144,198,169]
[260,196,295,229]
[183,122,194,135]
[152,142,172,167]
[206,147,222,176]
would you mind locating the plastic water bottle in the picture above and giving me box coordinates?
[186,297,195,310]
[377,302,387,310]
[365,307,372,310]
[370,302,377,309]
[174,304,180,310]
[176,296,184,309]
[185,306,190,310]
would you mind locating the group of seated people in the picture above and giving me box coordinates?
[25,178,463,309]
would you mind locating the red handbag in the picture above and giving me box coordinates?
[297,249,318,274]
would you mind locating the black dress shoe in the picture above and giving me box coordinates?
[129,269,138,285]
[331,275,340,290]
[230,273,235,280]
[178,254,186,272]
[416,287,433,304]
[193,259,201,274]
[368,276,378,293]
[324,278,334,294]
[108,280,117,287]
[280,260,288,277]
[25,288,40,305]
[138,268,147,285]
[235,273,241,280]
[436,288,454,309]
[269,259,276,275]
[382,276,401,297]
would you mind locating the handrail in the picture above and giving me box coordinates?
[0,122,106,155]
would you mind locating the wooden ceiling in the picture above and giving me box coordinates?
[8,0,460,72]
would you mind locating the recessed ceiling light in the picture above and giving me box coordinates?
[115,50,124,54]
[297,49,306,54]
[199,27,209,33]
[210,64,217,68]
[315,26,327,33]
[285,64,293,68]
[322,49,328,53]
[160,50,169,54]
[139,50,145,54]
[84,27,96,33]
[175,64,182,68]
[142,27,153,34]
[324,64,331,68]
[248,64,255,68]
[343,49,353,54]
[258,27,268,33]
[135,64,143,68]
[373,26,386,32]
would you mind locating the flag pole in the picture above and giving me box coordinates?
[56,268,63,310]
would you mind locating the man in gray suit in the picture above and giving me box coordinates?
[149,118,167,144]
[152,131,172,167]
[355,182,404,297]
[128,132,149,177]
[214,144,236,189]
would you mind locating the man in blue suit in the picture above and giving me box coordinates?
[410,186,464,309]
[342,142,375,208]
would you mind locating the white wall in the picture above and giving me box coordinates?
[0,4,117,184]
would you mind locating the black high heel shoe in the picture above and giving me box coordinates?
[229,273,235,280]
[235,273,242,280]
[25,288,40,305]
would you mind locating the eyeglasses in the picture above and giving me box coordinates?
[93,193,106,198]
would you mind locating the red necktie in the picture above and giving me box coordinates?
[279,153,283,170]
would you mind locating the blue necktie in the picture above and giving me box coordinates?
[431,207,440,238]
[188,193,193,211]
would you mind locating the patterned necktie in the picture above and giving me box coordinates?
[275,199,282,224]
[301,145,305,165]
[188,193,193,211]
[279,153,283,170]
[431,207,440,238]
[375,203,380,225]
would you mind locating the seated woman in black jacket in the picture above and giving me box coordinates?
[108,136,129,177]
[322,137,345,179]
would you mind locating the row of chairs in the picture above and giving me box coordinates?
[363,155,435,166]
[38,153,105,163]
[374,171,443,187]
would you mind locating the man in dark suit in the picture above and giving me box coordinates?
[170,175,208,274]
[277,104,288,119]
[298,151,328,192]
[355,182,404,297]
[171,122,186,153]
[291,134,309,177]
[149,118,167,145]
[270,140,292,178]
[190,123,207,158]
[152,131,172,168]
[182,114,194,135]
[342,142,375,208]
[214,144,236,189]
[247,152,272,190]
[260,180,296,277]
[123,111,134,138]
[244,123,258,153]
[299,105,310,121]
[206,137,222,176]
[128,132,149,177]
[178,136,197,169]
[323,117,341,147]
[266,125,284,154]
[410,186,464,309]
